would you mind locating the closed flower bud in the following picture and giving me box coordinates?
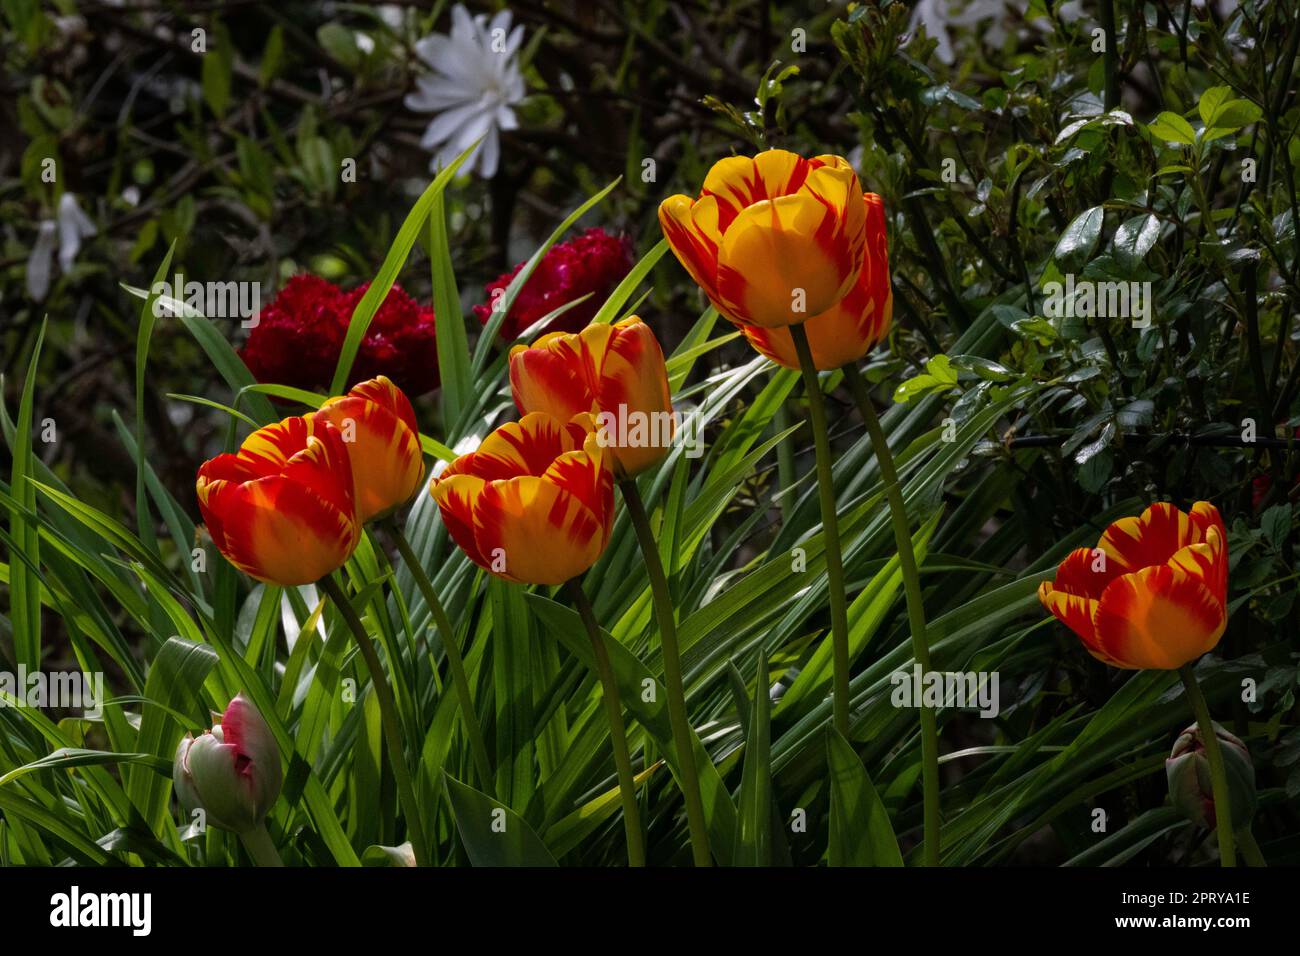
[173,693,283,835]
[1166,721,1256,830]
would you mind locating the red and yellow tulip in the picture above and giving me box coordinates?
[312,375,425,523]
[429,412,615,585]
[508,316,674,477]
[196,416,360,586]
[740,192,893,370]
[1038,502,1228,670]
[659,149,866,329]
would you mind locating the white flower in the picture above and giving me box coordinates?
[909,0,1007,65]
[25,221,58,302]
[404,4,525,179]
[26,193,97,302]
[57,192,96,272]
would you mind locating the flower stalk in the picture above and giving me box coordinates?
[843,360,941,867]
[789,324,852,740]
[1178,664,1237,867]
[618,477,711,866]
[320,574,429,867]
[388,520,493,790]
[566,579,646,867]
[239,823,284,868]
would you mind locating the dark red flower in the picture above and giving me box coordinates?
[473,227,635,340]
[240,275,440,397]
[340,282,440,396]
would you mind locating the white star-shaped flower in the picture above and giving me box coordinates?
[405,4,525,179]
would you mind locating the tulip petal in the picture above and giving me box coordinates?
[238,416,317,473]
[509,336,595,422]
[701,150,811,231]
[1093,565,1226,669]
[1167,538,1226,608]
[659,194,723,304]
[542,434,614,541]
[197,418,359,586]
[214,477,358,586]
[1037,580,1120,666]
[740,191,891,370]
[430,473,489,568]
[1188,501,1229,603]
[346,375,420,437]
[593,319,674,475]
[315,377,425,523]
[1051,545,1127,600]
[473,476,605,585]
[1189,500,1226,547]
[716,176,862,328]
[469,411,582,480]
[1097,501,1197,573]
[220,693,283,820]
[281,424,356,519]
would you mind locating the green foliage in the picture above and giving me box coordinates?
[0,0,1296,868]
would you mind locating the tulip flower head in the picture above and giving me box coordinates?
[659,149,866,329]
[196,415,360,586]
[1038,502,1228,670]
[173,693,283,835]
[740,192,893,370]
[509,316,674,477]
[1166,721,1256,830]
[429,412,615,585]
[312,375,426,523]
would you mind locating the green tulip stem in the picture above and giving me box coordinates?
[566,579,646,867]
[389,522,493,790]
[239,823,284,867]
[1178,664,1237,867]
[789,324,853,742]
[321,574,430,867]
[619,477,712,866]
[1237,827,1267,867]
[843,360,941,868]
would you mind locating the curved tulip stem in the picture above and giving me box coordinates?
[239,823,284,867]
[388,522,493,790]
[1237,827,1267,867]
[320,574,429,867]
[1178,664,1237,867]
[566,579,646,867]
[619,478,712,867]
[843,361,941,868]
[789,324,852,740]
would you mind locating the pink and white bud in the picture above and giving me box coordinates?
[173,692,283,834]
[1166,721,1256,831]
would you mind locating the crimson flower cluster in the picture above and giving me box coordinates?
[240,275,440,396]
[473,227,634,340]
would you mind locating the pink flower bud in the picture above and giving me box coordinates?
[173,692,283,834]
[1166,721,1256,831]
